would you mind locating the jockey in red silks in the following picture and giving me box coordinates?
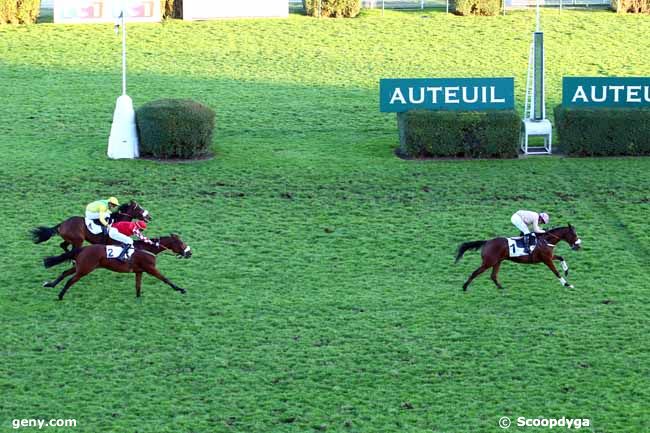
[111,220,153,261]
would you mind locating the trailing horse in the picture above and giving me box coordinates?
[31,200,151,251]
[42,234,191,300]
[456,225,582,291]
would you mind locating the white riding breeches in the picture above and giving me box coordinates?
[511,214,530,235]
[84,213,103,235]
[108,227,133,245]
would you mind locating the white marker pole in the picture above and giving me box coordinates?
[108,3,139,159]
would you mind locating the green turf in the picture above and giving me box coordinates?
[1,9,650,433]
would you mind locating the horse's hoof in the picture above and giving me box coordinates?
[43,281,53,288]
[57,297,63,301]
[180,289,187,294]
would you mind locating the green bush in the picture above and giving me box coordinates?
[0,0,40,24]
[136,99,215,159]
[453,0,502,16]
[554,106,650,156]
[303,0,361,17]
[160,0,182,19]
[611,0,650,12]
[397,110,520,159]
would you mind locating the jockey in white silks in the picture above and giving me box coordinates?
[511,210,550,253]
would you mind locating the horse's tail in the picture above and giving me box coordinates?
[43,248,80,269]
[455,240,487,263]
[31,225,59,244]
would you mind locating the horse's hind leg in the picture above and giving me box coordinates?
[44,267,75,288]
[59,241,70,252]
[463,263,490,291]
[490,262,504,290]
[57,271,88,300]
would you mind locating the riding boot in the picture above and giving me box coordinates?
[116,244,131,262]
[523,234,531,254]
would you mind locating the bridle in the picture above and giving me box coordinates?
[542,228,579,248]
[149,238,190,258]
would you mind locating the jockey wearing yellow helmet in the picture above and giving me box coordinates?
[85,197,119,230]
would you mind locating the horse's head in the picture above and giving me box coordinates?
[564,224,582,250]
[119,200,152,222]
[160,233,192,259]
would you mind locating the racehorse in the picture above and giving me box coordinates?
[455,225,582,291]
[42,234,191,300]
[31,200,151,251]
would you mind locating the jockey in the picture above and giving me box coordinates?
[85,197,119,234]
[511,210,549,254]
[111,220,153,261]
[85,197,133,260]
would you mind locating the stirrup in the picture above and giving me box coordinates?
[116,245,131,262]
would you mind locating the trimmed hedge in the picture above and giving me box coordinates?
[303,0,361,17]
[453,0,502,16]
[611,0,650,12]
[554,106,650,156]
[397,110,520,159]
[136,99,215,159]
[0,0,40,24]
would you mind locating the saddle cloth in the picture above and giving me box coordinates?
[507,237,536,257]
[105,245,134,261]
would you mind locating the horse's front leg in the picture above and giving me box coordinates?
[543,256,573,288]
[135,272,143,298]
[553,255,569,277]
[143,266,186,294]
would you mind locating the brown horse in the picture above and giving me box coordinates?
[31,200,151,251]
[42,234,191,300]
[456,225,582,291]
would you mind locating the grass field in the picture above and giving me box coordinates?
[2,9,650,433]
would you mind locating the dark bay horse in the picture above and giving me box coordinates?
[43,234,191,300]
[456,225,582,291]
[31,200,151,251]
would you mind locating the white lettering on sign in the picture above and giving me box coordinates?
[389,86,508,105]
[571,85,650,104]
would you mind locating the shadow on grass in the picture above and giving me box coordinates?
[1,63,391,162]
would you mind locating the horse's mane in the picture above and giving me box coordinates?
[117,202,132,212]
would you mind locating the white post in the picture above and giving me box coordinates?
[536,0,540,32]
[121,9,126,95]
[107,3,139,159]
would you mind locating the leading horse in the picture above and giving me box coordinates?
[456,225,582,291]
[31,200,151,251]
[43,234,191,300]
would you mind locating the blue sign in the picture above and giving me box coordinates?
[563,77,650,108]
[380,78,514,112]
